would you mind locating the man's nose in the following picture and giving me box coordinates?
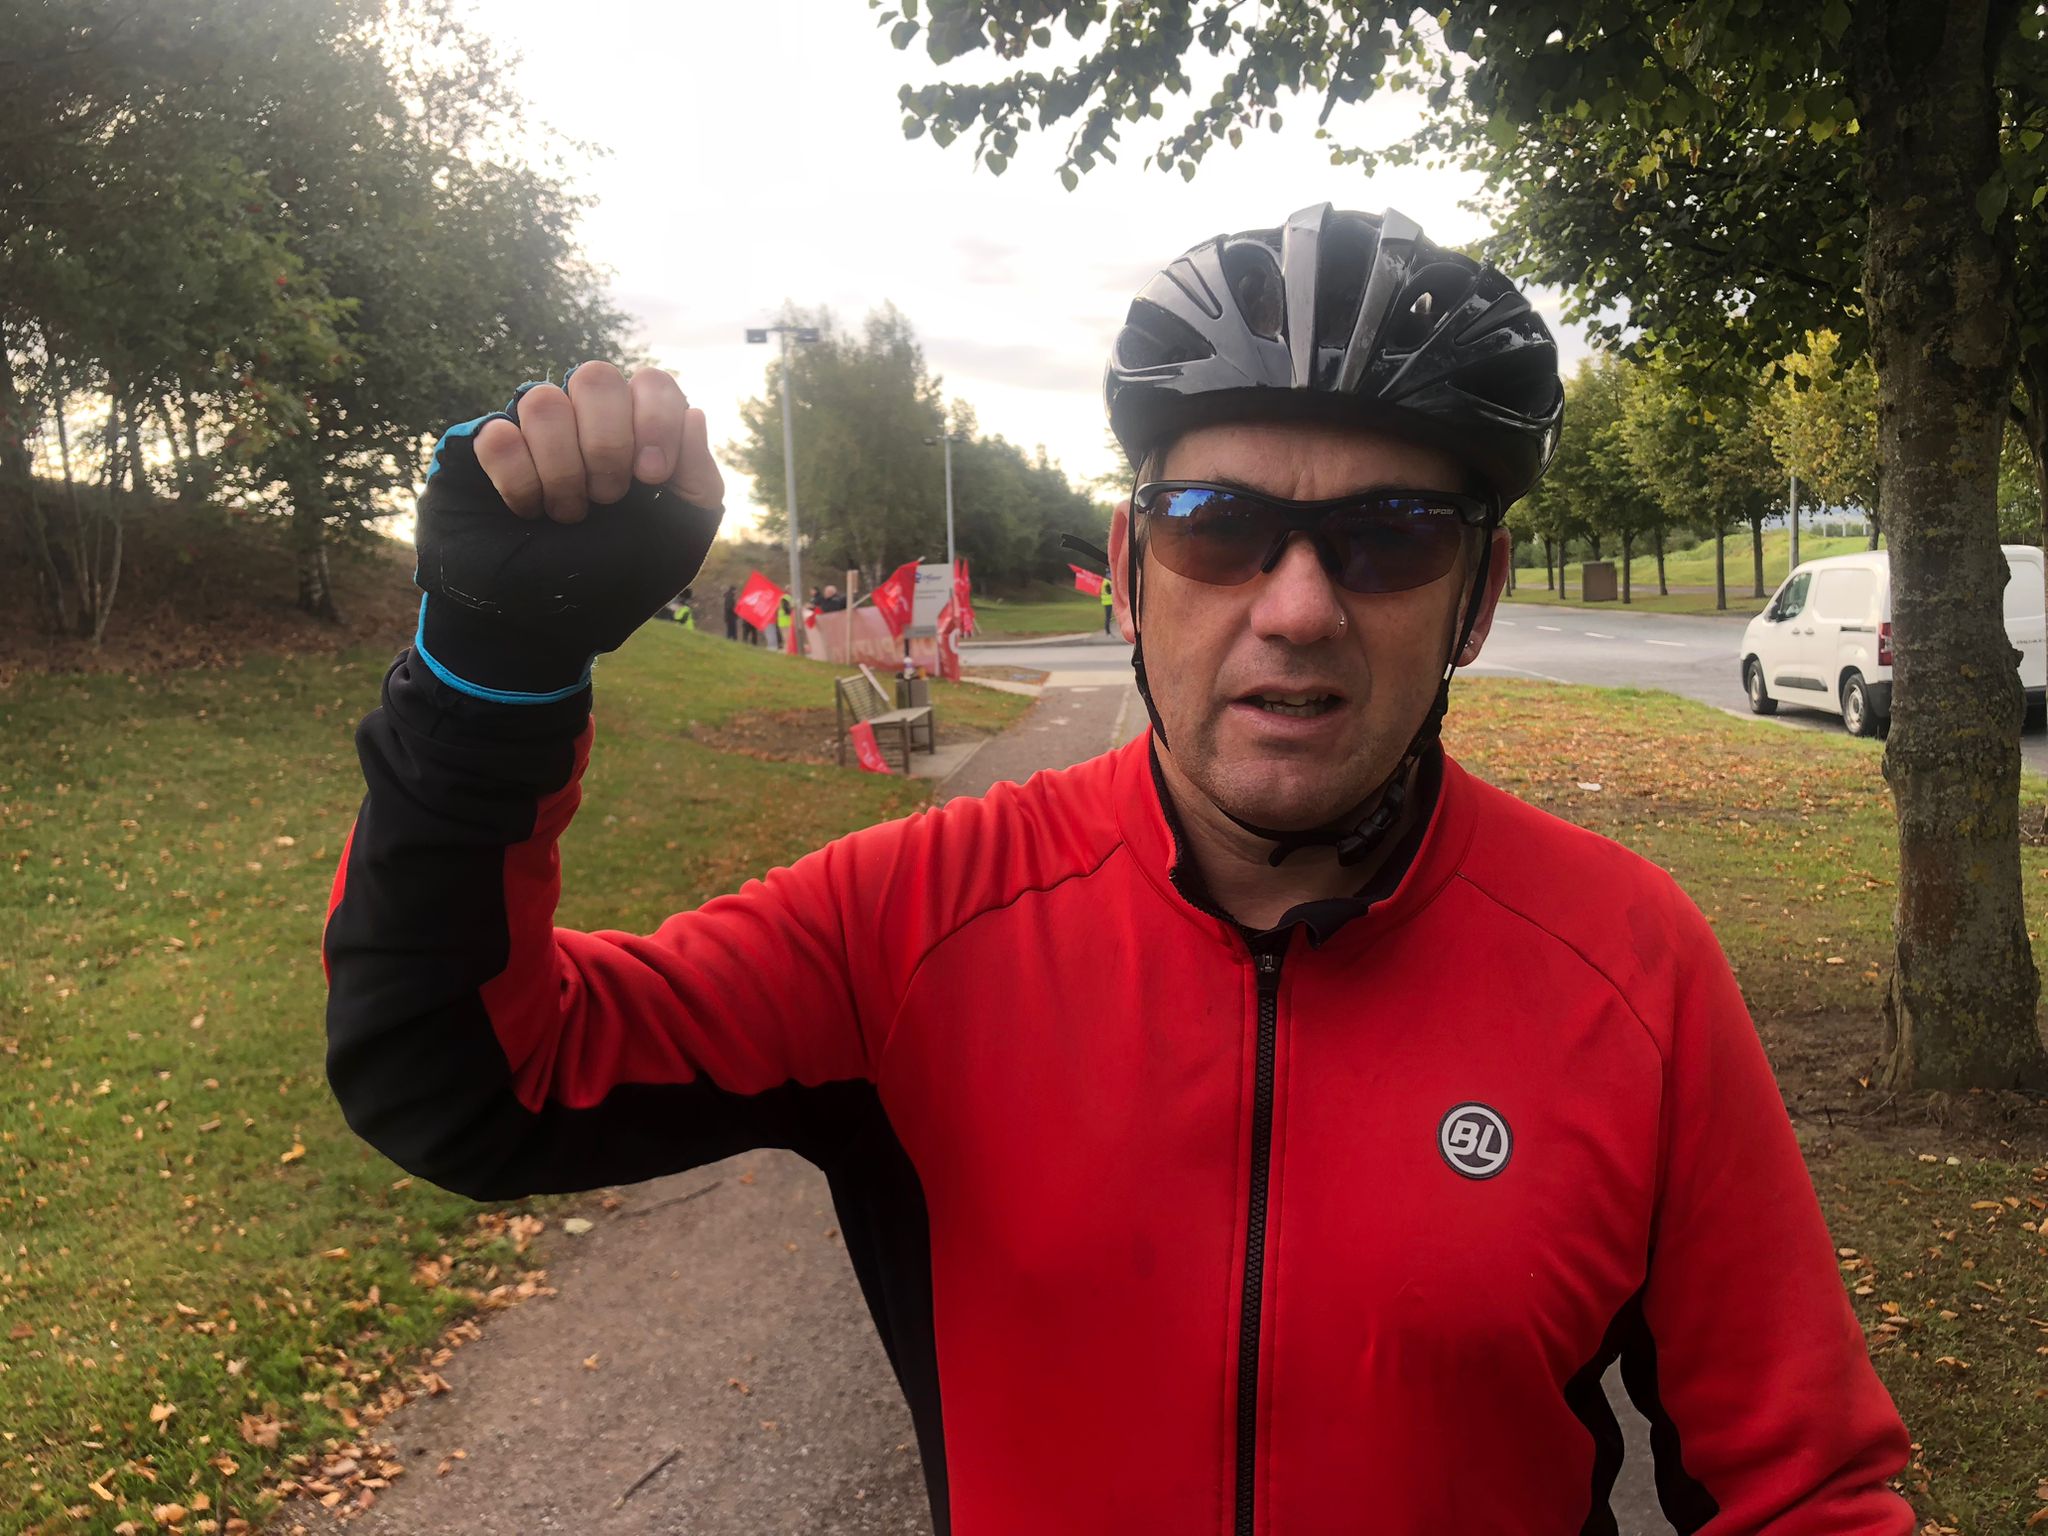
[1247,533,1347,644]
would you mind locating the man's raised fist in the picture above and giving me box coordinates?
[412,363,725,703]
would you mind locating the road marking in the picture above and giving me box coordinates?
[1646,639,1688,648]
[1495,619,1515,626]
[1583,631,1615,639]
[1536,624,1562,632]
[1469,662,1575,685]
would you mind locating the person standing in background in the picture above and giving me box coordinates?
[723,584,739,641]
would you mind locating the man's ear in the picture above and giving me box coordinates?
[1107,498,1137,642]
[1457,528,1514,664]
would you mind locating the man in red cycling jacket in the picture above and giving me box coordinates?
[325,204,1912,1534]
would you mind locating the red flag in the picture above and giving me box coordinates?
[935,599,963,682]
[734,571,784,630]
[872,560,920,637]
[952,557,975,637]
[1069,564,1104,597]
[848,720,892,773]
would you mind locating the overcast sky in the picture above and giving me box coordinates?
[475,0,1592,530]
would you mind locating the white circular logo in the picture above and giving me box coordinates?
[1438,1103,1512,1180]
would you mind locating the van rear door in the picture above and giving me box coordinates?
[2002,546,2047,693]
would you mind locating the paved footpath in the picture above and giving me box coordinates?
[297,666,1669,1535]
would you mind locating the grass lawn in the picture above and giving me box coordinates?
[1509,529,1884,615]
[1501,585,1765,618]
[0,626,1025,1534]
[972,585,1105,638]
[1447,682,2048,1535]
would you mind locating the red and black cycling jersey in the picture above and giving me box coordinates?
[324,651,1912,1535]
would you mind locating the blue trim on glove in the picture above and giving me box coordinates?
[413,597,594,705]
[426,413,504,482]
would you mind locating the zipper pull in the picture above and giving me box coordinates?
[1254,950,1280,977]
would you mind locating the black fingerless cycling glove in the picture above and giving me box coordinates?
[412,381,723,703]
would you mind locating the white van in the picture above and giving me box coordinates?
[1740,546,2047,737]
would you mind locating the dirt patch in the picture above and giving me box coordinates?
[1758,1004,2048,1160]
[690,707,844,766]
[1,500,418,687]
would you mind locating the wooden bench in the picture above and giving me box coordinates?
[835,666,935,773]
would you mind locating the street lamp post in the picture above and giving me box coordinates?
[924,429,965,573]
[746,322,821,641]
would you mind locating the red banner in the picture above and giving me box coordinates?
[849,720,892,773]
[953,557,975,637]
[735,571,784,630]
[872,560,920,637]
[1069,564,1104,597]
[935,599,963,682]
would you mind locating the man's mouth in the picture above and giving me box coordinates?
[1242,691,1341,718]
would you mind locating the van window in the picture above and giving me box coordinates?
[1811,568,1875,624]
[1773,571,1812,621]
[2002,553,2043,624]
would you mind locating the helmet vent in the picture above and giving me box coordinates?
[1114,300,1217,370]
[1219,239,1285,342]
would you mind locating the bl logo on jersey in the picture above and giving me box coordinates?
[1438,1103,1512,1180]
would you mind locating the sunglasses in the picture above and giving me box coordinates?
[1132,480,1497,595]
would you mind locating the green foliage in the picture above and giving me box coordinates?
[1615,360,1779,591]
[0,0,626,626]
[1517,355,1656,562]
[1999,419,2044,542]
[1755,330,1880,519]
[731,304,1105,589]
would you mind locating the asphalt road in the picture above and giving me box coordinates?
[973,610,2048,774]
[1478,602,2048,773]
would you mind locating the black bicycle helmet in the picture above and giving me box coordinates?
[1103,204,1563,869]
[1106,204,1561,502]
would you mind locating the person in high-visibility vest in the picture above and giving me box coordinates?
[1101,572,1115,635]
[670,587,696,630]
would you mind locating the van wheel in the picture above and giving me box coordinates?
[1745,658,1777,715]
[1842,672,1881,738]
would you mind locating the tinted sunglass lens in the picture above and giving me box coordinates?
[1327,499,1465,593]
[1146,487,1275,585]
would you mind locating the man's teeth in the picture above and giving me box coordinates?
[1252,694,1334,717]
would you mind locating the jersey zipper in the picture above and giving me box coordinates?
[1235,943,1283,1536]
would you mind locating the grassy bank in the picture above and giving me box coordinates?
[972,585,1104,638]
[1501,585,1762,618]
[1510,528,1883,610]
[0,627,1025,1534]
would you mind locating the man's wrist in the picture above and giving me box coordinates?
[413,595,596,704]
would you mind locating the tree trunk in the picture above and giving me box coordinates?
[1,332,75,633]
[1543,537,1554,589]
[1852,0,2046,1090]
[1559,539,1569,600]
[1621,530,1633,604]
[1714,526,1726,610]
[291,479,342,623]
[1789,475,1802,569]
[1655,526,1668,596]
[1750,513,1766,597]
